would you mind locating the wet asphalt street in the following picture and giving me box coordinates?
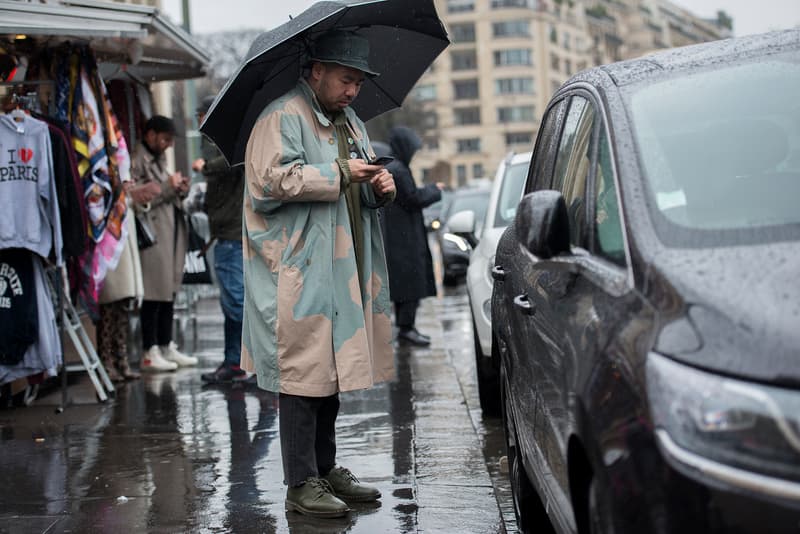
[0,277,519,533]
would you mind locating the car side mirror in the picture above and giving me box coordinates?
[515,190,570,259]
[447,210,478,247]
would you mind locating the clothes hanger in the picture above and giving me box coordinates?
[10,104,25,123]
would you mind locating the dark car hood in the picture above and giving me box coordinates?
[649,241,800,386]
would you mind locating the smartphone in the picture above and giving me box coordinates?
[370,155,394,166]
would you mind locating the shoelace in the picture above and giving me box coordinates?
[334,467,360,483]
[306,478,336,500]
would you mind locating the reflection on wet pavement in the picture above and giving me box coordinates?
[0,285,510,533]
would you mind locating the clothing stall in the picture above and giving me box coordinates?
[0,0,209,407]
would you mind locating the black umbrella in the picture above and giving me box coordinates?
[200,0,449,166]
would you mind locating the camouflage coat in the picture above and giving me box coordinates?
[241,78,395,396]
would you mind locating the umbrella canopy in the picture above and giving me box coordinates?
[199,0,449,166]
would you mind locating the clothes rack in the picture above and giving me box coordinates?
[1,86,114,407]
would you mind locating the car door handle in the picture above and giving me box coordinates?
[513,294,536,316]
[491,265,506,281]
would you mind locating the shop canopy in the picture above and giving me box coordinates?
[0,0,209,81]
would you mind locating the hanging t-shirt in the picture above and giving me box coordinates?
[0,254,61,385]
[0,113,63,265]
[0,248,38,365]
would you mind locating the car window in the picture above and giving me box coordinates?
[594,129,626,266]
[494,161,528,227]
[552,95,596,248]
[525,99,566,194]
[627,51,800,245]
[448,191,490,231]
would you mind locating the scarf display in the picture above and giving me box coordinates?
[55,44,129,317]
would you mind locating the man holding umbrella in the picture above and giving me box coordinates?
[241,30,396,518]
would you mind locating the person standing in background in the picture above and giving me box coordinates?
[130,115,197,372]
[382,126,444,347]
[193,96,249,384]
[95,188,149,382]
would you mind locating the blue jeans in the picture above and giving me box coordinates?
[214,239,244,366]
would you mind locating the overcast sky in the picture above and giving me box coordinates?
[162,0,800,37]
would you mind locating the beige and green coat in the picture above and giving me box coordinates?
[241,78,395,396]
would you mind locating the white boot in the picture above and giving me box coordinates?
[160,341,198,367]
[141,346,178,372]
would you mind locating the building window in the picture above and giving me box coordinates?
[414,84,437,101]
[564,59,572,76]
[562,31,571,50]
[457,138,481,153]
[472,163,485,178]
[456,164,468,186]
[495,77,534,95]
[424,137,439,150]
[452,50,478,71]
[491,0,533,7]
[498,105,535,123]
[493,48,532,66]
[453,79,479,99]
[549,25,557,43]
[492,20,530,37]
[450,23,476,43]
[505,132,533,145]
[423,112,439,129]
[447,0,474,13]
[550,52,560,71]
[454,107,481,125]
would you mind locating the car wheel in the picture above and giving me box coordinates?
[473,317,500,416]
[501,364,554,534]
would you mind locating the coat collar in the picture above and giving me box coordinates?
[298,78,332,128]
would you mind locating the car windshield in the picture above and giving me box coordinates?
[627,50,800,244]
[447,191,490,232]
[493,161,528,228]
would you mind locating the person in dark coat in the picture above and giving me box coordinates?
[382,126,444,346]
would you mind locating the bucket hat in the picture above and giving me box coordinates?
[309,30,379,77]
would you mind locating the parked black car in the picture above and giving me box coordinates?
[437,186,490,285]
[491,30,800,534]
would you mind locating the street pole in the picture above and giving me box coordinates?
[182,0,201,183]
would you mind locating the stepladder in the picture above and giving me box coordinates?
[60,296,115,403]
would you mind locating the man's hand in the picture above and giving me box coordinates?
[170,172,190,194]
[192,158,206,172]
[126,181,161,204]
[371,169,395,196]
[347,158,383,183]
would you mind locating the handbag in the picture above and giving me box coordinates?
[182,215,212,284]
[134,212,157,250]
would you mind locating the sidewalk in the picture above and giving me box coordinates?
[0,294,505,533]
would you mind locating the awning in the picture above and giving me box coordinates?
[0,0,210,81]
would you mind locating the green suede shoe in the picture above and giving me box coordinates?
[323,466,381,502]
[286,478,350,518]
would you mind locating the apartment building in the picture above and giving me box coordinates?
[412,0,728,186]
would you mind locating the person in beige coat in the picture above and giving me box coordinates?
[129,115,197,372]
[96,207,144,382]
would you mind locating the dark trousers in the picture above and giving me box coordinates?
[279,392,339,487]
[140,300,174,350]
[394,299,419,331]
